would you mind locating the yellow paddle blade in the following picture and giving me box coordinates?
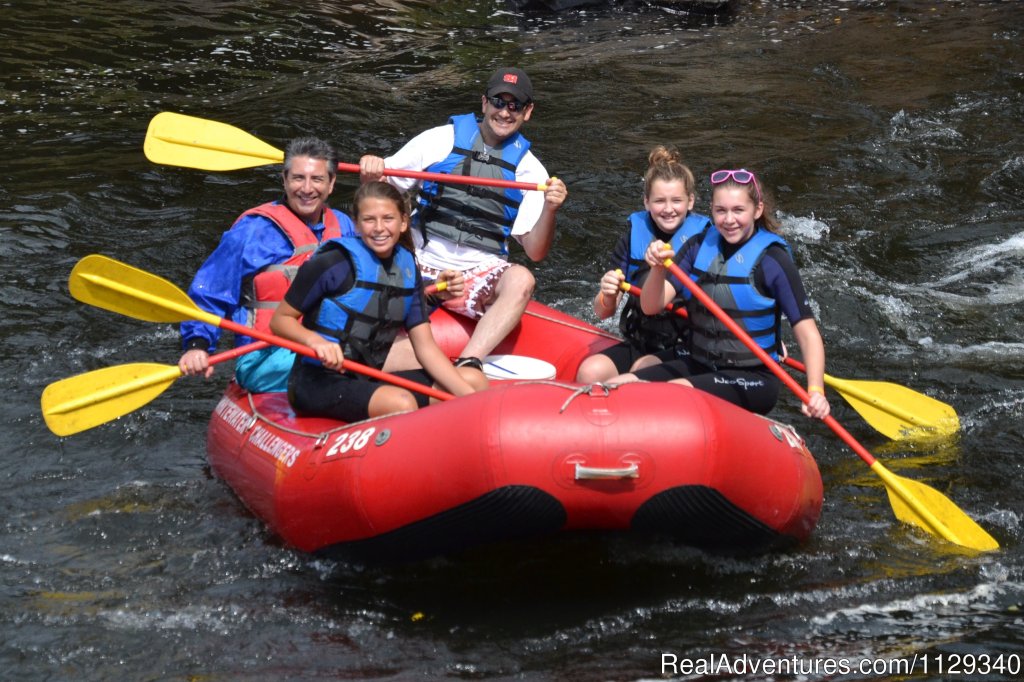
[69,255,217,326]
[870,461,999,551]
[144,112,284,171]
[41,363,182,436]
[828,374,960,440]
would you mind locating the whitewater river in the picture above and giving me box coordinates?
[2,1,1022,679]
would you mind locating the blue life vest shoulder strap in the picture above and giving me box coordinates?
[625,211,711,281]
[691,228,790,290]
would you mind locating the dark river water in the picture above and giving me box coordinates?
[3,1,1023,679]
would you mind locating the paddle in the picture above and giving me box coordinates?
[42,341,268,437]
[67,255,455,402]
[618,280,959,440]
[43,278,450,437]
[144,112,548,191]
[655,259,996,551]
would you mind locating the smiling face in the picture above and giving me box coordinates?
[711,185,764,245]
[479,93,533,146]
[283,155,335,224]
[355,195,409,259]
[643,178,695,234]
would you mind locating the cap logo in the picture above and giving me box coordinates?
[503,74,519,84]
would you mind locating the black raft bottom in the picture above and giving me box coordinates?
[317,485,567,564]
[632,485,797,554]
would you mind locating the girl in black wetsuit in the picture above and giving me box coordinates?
[576,144,711,384]
[270,182,488,421]
[607,169,831,420]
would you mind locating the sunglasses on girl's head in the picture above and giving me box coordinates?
[486,95,529,112]
[710,168,762,204]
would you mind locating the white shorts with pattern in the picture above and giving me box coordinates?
[420,259,513,320]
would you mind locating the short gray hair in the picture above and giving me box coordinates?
[283,137,338,179]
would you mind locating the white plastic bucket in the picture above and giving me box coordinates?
[481,354,557,381]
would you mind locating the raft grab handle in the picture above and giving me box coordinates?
[574,462,639,480]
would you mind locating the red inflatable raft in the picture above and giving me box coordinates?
[207,301,823,562]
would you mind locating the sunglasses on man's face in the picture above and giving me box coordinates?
[710,169,762,204]
[486,95,529,112]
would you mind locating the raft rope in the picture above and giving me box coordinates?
[242,391,406,446]
[557,381,614,413]
[239,379,614,442]
[522,308,622,342]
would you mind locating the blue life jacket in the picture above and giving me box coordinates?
[687,228,790,368]
[619,211,710,352]
[307,237,419,369]
[415,113,531,255]
[623,211,711,282]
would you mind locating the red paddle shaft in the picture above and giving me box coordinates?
[662,260,878,467]
[214,317,453,402]
[206,340,270,364]
[619,281,807,376]
[337,162,546,192]
[202,283,439,363]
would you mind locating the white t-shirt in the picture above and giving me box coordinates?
[384,121,550,271]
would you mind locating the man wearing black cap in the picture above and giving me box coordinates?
[360,66,568,370]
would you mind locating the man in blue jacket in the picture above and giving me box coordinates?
[178,137,356,393]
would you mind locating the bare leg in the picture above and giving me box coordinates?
[382,331,420,372]
[457,367,490,392]
[628,353,663,372]
[460,264,534,360]
[607,373,693,388]
[578,349,668,383]
[428,367,489,404]
[367,385,420,418]
[576,354,619,383]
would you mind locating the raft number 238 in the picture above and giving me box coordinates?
[325,427,376,457]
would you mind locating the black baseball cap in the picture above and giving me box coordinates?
[486,67,534,103]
